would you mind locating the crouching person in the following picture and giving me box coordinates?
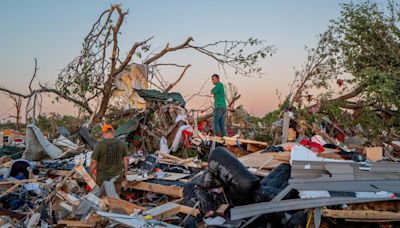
[5,158,40,180]
[89,124,128,195]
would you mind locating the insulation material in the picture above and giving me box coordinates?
[113,63,148,110]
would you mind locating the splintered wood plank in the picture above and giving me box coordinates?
[48,169,84,180]
[238,151,286,169]
[178,204,200,217]
[208,136,268,147]
[57,219,95,227]
[106,197,146,214]
[0,178,43,198]
[323,209,400,220]
[126,181,183,198]
[156,151,183,162]
[145,202,181,220]
[0,178,40,185]
[56,191,80,206]
[74,165,97,189]
[145,202,200,220]
[226,146,245,157]
[0,183,19,198]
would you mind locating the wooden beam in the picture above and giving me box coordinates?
[281,111,290,144]
[48,169,84,181]
[239,138,268,147]
[145,202,200,220]
[273,153,291,163]
[106,196,146,214]
[57,219,95,227]
[323,209,400,220]
[208,136,268,147]
[74,165,97,189]
[159,172,190,181]
[0,178,40,186]
[156,151,183,162]
[0,178,42,198]
[238,151,285,170]
[126,181,183,198]
[255,157,274,173]
[0,183,19,198]
[45,169,76,203]
[145,203,181,220]
[178,204,200,217]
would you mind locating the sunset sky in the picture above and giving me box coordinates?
[0,0,378,120]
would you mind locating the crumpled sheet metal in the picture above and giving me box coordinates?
[23,124,63,160]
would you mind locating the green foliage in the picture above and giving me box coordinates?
[33,113,86,137]
[294,1,400,137]
[36,115,52,132]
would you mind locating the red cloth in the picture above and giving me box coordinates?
[299,138,324,152]
[198,121,205,131]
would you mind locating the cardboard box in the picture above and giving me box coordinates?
[363,147,383,161]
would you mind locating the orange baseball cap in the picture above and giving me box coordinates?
[101,124,114,133]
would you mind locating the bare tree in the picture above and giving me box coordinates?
[3,93,23,131]
[0,4,274,125]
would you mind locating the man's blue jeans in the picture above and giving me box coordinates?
[213,107,226,137]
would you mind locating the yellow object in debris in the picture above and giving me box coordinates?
[113,63,148,110]
[144,215,153,220]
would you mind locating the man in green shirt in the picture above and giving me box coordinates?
[90,124,128,193]
[211,74,227,137]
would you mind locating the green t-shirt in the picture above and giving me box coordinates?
[91,138,128,184]
[212,82,226,108]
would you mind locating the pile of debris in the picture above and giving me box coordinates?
[2,88,400,227]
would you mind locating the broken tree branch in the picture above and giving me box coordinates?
[164,64,191,92]
[28,58,38,93]
[144,37,194,64]
[114,37,154,76]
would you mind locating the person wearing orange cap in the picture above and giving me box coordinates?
[89,124,128,194]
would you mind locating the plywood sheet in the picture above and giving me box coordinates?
[238,151,289,169]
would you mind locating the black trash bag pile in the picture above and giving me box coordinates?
[183,172,225,214]
[208,147,260,206]
[182,147,301,227]
[183,146,260,216]
[253,163,292,202]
